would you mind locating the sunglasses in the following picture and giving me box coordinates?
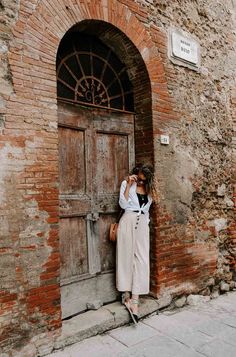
[137,177,147,183]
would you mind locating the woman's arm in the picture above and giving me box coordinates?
[123,181,131,201]
[119,175,137,209]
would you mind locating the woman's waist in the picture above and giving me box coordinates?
[124,208,149,215]
[121,210,150,224]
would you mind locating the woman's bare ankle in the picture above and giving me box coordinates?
[122,291,130,304]
[130,294,139,314]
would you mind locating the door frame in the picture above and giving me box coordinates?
[58,101,135,318]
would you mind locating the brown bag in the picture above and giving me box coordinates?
[109,222,119,242]
[109,210,124,242]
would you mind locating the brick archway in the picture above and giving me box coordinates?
[56,19,155,164]
[4,0,176,346]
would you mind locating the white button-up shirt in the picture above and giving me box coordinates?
[119,180,152,216]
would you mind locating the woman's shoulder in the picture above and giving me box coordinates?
[121,179,129,186]
[120,179,136,193]
[119,179,127,190]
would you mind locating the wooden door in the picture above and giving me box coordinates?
[58,102,134,318]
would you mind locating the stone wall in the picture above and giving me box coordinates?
[133,0,236,296]
[0,0,235,354]
[0,0,61,353]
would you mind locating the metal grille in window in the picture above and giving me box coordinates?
[57,33,134,112]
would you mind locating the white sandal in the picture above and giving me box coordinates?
[125,298,139,324]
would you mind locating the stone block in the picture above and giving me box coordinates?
[86,300,103,310]
[11,343,37,357]
[220,281,230,292]
[174,296,186,308]
[54,307,116,349]
[68,335,126,357]
[36,344,54,357]
[156,294,172,309]
[214,218,228,234]
[138,297,159,317]
[229,281,235,290]
[206,277,215,287]
[197,338,236,357]
[108,322,158,347]
[200,287,211,296]
[217,183,226,196]
[211,290,220,299]
[186,294,210,306]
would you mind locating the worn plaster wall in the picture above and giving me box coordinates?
[131,0,236,296]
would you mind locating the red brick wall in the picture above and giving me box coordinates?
[0,0,235,352]
[228,87,236,276]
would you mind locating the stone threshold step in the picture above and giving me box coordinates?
[54,297,160,350]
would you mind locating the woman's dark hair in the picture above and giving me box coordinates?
[131,163,159,203]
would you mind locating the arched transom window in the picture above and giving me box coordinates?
[57,33,134,112]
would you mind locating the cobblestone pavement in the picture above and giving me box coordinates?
[47,291,236,357]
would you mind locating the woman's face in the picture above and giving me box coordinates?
[137,172,147,186]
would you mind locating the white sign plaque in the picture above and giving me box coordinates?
[169,29,200,69]
[160,135,169,145]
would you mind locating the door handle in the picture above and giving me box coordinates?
[86,212,99,222]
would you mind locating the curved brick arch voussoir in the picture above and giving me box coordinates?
[13,0,166,99]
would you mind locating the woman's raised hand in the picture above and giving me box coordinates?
[127,175,137,186]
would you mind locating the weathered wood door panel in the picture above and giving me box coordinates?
[58,103,134,318]
[60,217,88,280]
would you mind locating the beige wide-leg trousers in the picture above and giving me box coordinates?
[116,211,150,295]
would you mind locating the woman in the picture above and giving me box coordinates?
[116,164,158,323]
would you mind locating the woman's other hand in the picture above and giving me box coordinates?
[127,175,137,186]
